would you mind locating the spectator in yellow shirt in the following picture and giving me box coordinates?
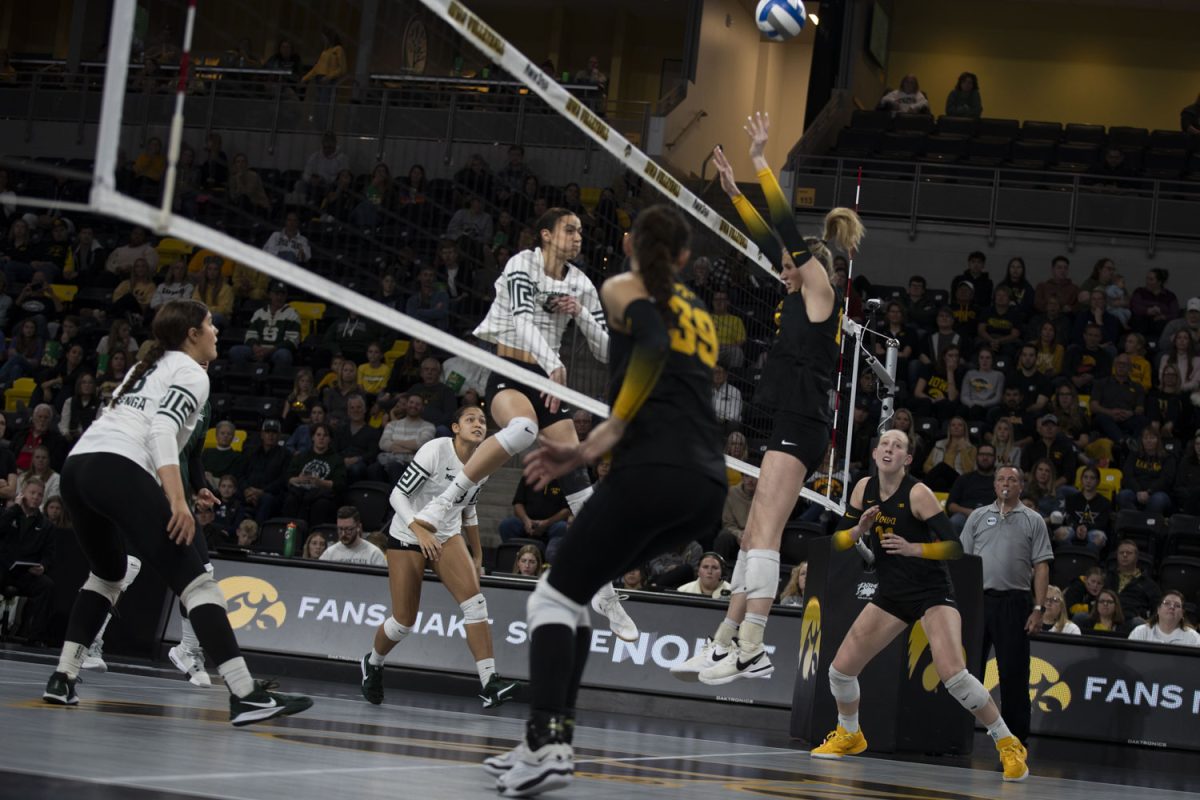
[357,341,392,400]
[303,28,347,125]
[1121,332,1152,391]
[711,289,747,369]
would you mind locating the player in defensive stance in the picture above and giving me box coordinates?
[43,300,311,727]
[361,404,520,709]
[413,208,636,642]
[674,112,864,686]
[485,205,727,797]
[811,429,1029,781]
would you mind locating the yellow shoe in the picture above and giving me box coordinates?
[811,725,867,759]
[996,736,1029,782]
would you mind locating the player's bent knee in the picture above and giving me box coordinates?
[527,576,584,632]
[383,616,412,642]
[82,572,123,605]
[180,573,226,612]
[829,666,860,704]
[944,669,990,713]
[460,593,489,625]
[744,549,780,601]
[495,417,539,456]
[119,556,143,591]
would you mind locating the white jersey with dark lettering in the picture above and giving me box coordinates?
[388,437,489,544]
[473,247,608,375]
[69,351,209,483]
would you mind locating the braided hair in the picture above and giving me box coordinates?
[110,300,210,408]
[631,204,690,323]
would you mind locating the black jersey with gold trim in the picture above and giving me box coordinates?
[863,473,953,597]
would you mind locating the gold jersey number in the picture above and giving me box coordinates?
[669,295,719,368]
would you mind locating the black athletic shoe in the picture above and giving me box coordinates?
[43,671,79,706]
[479,675,520,709]
[360,653,384,705]
[229,680,313,727]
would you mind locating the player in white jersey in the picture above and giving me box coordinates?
[43,300,312,727]
[360,404,519,709]
[414,208,637,642]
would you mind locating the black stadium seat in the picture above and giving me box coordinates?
[1010,140,1055,169]
[892,113,935,134]
[834,128,882,158]
[920,135,969,164]
[1020,120,1063,142]
[877,131,926,160]
[936,116,977,138]
[1143,149,1186,180]
[342,481,394,532]
[850,109,892,132]
[1051,545,1099,589]
[976,117,1020,140]
[1107,126,1149,149]
[1064,123,1106,146]
[965,137,1010,167]
[1158,557,1200,603]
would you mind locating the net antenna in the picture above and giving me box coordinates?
[88,0,847,514]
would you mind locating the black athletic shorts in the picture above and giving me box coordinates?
[871,587,957,625]
[765,411,830,474]
[485,356,573,430]
[386,537,423,553]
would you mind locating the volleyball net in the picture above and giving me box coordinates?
[37,0,857,513]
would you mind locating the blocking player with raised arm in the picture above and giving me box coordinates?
[413,207,636,641]
[672,112,865,686]
[43,300,311,727]
[810,429,1029,782]
[359,404,519,709]
[485,204,728,797]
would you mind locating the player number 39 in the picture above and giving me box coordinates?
[668,296,719,368]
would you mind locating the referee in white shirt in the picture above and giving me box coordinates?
[959,465,1053,744]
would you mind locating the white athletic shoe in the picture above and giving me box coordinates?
[699,645,774,686]
[496,742,574,797]
[169,644,213,688]
[591,592,638,642]
[483,740,530,777]
[669,639,730,682]
[81,641,108,673]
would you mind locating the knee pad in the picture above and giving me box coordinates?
[119,556,143,592]
[829,666,860,704]
[82,572,123,605]
[495,417,538,456]
[730,550,749,595]
[526,574,584,633]
[180,573,226,613]
[383,616,412,642]
[460,593,489,625]
[944,669,991,713]
[744,549,780,601]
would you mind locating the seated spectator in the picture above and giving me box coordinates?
[453,153,495,205]
[1130,267,1178,340]
[286,403,326,454]
[322,359,361,427]
[226,517,257,551]
[1064,322,1112,393]
[66,225,106,286]
[572,409,593,442]
[986,388,1031,446]
[499,475,571,563]
[97,318,139,358]
[916,306,961,376]
[240,418,290,524]
[0,318,45,387]
[58,372,100,444]
[111,258,157,321]
[711,290,748,369]
[891,407,928,470]
[779,562,808,607]
[1158,296,1200,355]
[999,257,1035,319]
[334,393,378,484]
[1022,458,1062,523]
[572,55,609,112]
[199,132,228,191]
[900,274,938,334]
[262,212,311,265]
[442,336,490,399]
[282,368,317,434]
[302,530,328,559]
[202,420,244,487]
[1090,352,1148,443]
[675,553,731,598]
[912,345,965,422]
[976,286,1021,361]
[1158,328,1200,397]
[1128,590,1200,647]
[1078,588,1132,636]
[949,281,979,341]
[947,442,997,532]
[1149,363,1190,446]
[213,474,244,539]
[496,145,534,202]
[1088,148,1136,190]
[320,169,357,222]
[951,250,993,309]
[11,268,63,334]
[961,347,1004,420]
[620,566,648,591]
[32,218,74,281]
[1007,344,1051,416]
[711,363,742,431]
[352,163,396,229]
[304,131,349,199]
[1054,465,1111,552]
[923,416,977,491]
[228,153,272,215]
[15,445,60,508]
[105,225,158,282]
[405,357,458,431]
[1030,295,1071,363]
[1106,271,1132,326]
[944,71,982,117]
[1041,586,1081,635]
[724,431,748,488]
[1105,538,1161,622]
[1020,414,1077,493]
[375,394,435,483]
[396,163,429,221]
[1064,566,1105,618]
[229,281,301,368]
[877,74,930,115]
[1035,257,1080,316]
[511,544,542,577]
[172,142,202,217]
[133,137,165,196]
[282,423,344,525]
[874,302,917,386]
[192,255,235,328]
[97,350,130,401]
[717,472,755,564]
[0,477,54,643]
[446,195,493,245]
[405,265,450,332]
[320,506,386,566]
[1121,332,1152,392]
[1071,288,1123,349]
[374,272,406,312]
[357,341,391,399]
[319,311,375,364]
[12,403,67,471]
[151,258,196,311]
[1117,426,1174,515]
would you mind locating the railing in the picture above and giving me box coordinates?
[786,154,1200,255]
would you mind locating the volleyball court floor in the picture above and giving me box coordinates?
[2,654,1197,800]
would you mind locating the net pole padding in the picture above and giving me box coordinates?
[419,0,778,282]
[92,184,844,512]
[92,0,138,200]
[831,166,864,508]
[158,0,199,232]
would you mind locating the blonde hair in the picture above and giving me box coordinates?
[805,207,866,275]
[1044,585,1071,631]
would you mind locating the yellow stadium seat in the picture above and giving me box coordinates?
[50,284,78,303]
[156,237,195,266]
[203,427,247,452]
[289,301,326,341]
[1074,465,1121,501]
[3,377,36,412]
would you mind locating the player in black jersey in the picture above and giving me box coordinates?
[671,112,865,686]
[811,429,1029,782]
[483,205,726,797]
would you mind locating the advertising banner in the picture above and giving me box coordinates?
[165,557,805,707]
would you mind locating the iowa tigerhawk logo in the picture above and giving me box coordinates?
[219,576,287,631]
[798,597,821,679]
[986,656,1072,712]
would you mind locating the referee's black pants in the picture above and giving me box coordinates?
[980,589,1031,743]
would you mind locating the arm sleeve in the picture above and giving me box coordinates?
[505,268,564,374]
[730,194,782,267]
[574,278,610,363]
[389,445,435,529]
[757,167,811,264]
[186,440,207,495]
[918,512,963,560]
[148,365,209,475]
[832,505,864,550]
[610,299,670,423]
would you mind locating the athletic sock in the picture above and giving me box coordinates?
[838,712,860,734]
[476,657,496,688]
[441,472,478,505]
[739,612,770,652]
[93,612,114,644]
[218,657,255,698]
[987,716,1014,743]
[368,648,388,667]
[57,641,88,680]
[714,617,739,648]
[180,616,200,651]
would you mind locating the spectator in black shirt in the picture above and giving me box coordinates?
[333,393,379,483]
[498,475,571,563]
[0,477,54,643]
[1070,288,1123,349]
[950,281,979,344]
[1116,426,1174,516]
[1021,414,1077,492]
[1008,344,1051,415]
[405,357,458,431]
[999,257,1035,321]
[240,418,292,524]
[951,250,992,309]
[977,285,1022,361]
[1104,539,1160,622]
[1090,353,1148,444]
[200,132,228,191]
[1063,322,1112,393]
[1147,362,1189,445]
[1054,465,1111,552]
[1087,148,1136,191]
[987,386,1033,444]
[947,443,998,532]
[916,306,961,377]
[900,274,938,334]
[874,302,917,390]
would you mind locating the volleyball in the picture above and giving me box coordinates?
[755,0,807,41]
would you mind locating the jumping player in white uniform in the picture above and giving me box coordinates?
[360,404,520,708]
[413,208,636,641]
[43,300,311,726]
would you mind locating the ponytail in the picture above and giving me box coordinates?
[631,204,691,323]
[110,341,166,408]
[806,207,865,274]
[109,299,211,408]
